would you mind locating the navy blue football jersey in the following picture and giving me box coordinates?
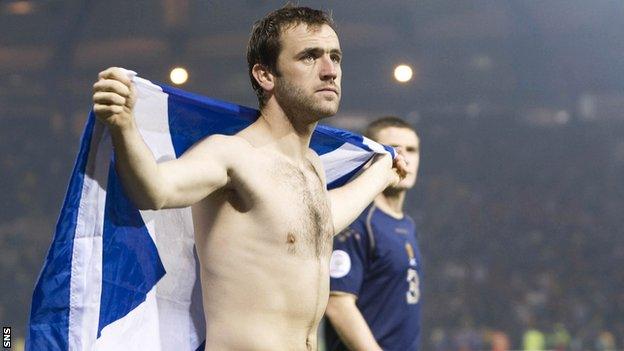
[325,204,422,351]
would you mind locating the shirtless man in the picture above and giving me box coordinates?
[92,6,405,350]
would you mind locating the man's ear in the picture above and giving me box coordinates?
[252,63,275,94]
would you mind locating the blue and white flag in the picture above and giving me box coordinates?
[27,71,393,350]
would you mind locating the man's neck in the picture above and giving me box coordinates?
[255,102,317,162]
[374,189,406,219]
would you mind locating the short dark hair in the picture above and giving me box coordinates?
[364,116,418,140]
[246,5,335,108]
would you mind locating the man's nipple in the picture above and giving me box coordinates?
[287,233,296,244]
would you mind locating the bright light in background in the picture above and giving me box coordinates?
[169,67,188,85]
[5,1,34,15]
[393,64,413,83]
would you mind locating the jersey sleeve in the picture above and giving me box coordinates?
[329,218,370,296]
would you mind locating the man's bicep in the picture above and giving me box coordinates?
[328,188,368,234]
[157,135,231,208]
[328,189,348,233]
[327,291,358,307]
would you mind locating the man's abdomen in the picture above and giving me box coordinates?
[199,238,330,349]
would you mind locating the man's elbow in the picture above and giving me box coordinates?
[133,200,161,211]
[132,193,167,211]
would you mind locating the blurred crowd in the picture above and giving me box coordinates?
[1,110,623,350]
[415,114,624,350]
[0,109,82,343]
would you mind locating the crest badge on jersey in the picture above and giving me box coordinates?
[329,250,352,278]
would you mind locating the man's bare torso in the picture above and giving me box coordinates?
[191,132,334,350]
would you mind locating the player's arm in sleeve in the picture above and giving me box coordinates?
[326,293,382,351]
[324,222,383,351]
[93,67,229,210]
[328,153,407,234]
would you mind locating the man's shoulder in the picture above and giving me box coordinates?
[306,148,326,181]
[305,148,325,169]
[204,133,250,147]
[366,206,414,239]
[193,134,253,155]
[305,147,321,159]
[182,134,256,172]
[403,214,417,231]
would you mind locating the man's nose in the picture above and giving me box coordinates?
[319,55,338,80]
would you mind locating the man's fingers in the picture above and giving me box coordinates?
[397,166,407,179]
[98,67,132,86]
[93,91,126,106]
[93,104,110,116]
[94,103,124,116]
[92,68,136,128]
[393,155,408,179]
[93,79,131,97]
[128,80,137,106]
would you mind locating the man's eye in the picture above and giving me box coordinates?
[302,55,315,63]
[332,56,341,64]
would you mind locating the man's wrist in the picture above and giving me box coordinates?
[108,118,137,136]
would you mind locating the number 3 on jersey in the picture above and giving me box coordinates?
[406,268,420,304]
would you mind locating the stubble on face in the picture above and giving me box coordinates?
[385,174,417,194]
[270,24,341,126]
[274,75,339,126]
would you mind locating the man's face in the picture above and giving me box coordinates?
[273,23,342,123]
[374,127,420,191]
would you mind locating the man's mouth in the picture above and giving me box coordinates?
[316,87,339,95]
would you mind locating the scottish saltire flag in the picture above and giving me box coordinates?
[27,71,393,351]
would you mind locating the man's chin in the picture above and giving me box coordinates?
[311,104,339,119]
[319,109,338,119]
[319,101,340,117]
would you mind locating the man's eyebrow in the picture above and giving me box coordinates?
[297,47,323,57]
[296,47,342,57]
[389,144,419,150]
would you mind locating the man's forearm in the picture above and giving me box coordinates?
[92,67,175,210]
[110,123,168,210]
[329,155,392,234]
[326,295,383,351]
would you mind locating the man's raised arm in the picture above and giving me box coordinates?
[328,153,406,234]
[93,67,229,210]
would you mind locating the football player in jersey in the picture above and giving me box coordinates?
[324,116,422,350]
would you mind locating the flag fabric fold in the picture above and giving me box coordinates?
[27,72,393,350]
